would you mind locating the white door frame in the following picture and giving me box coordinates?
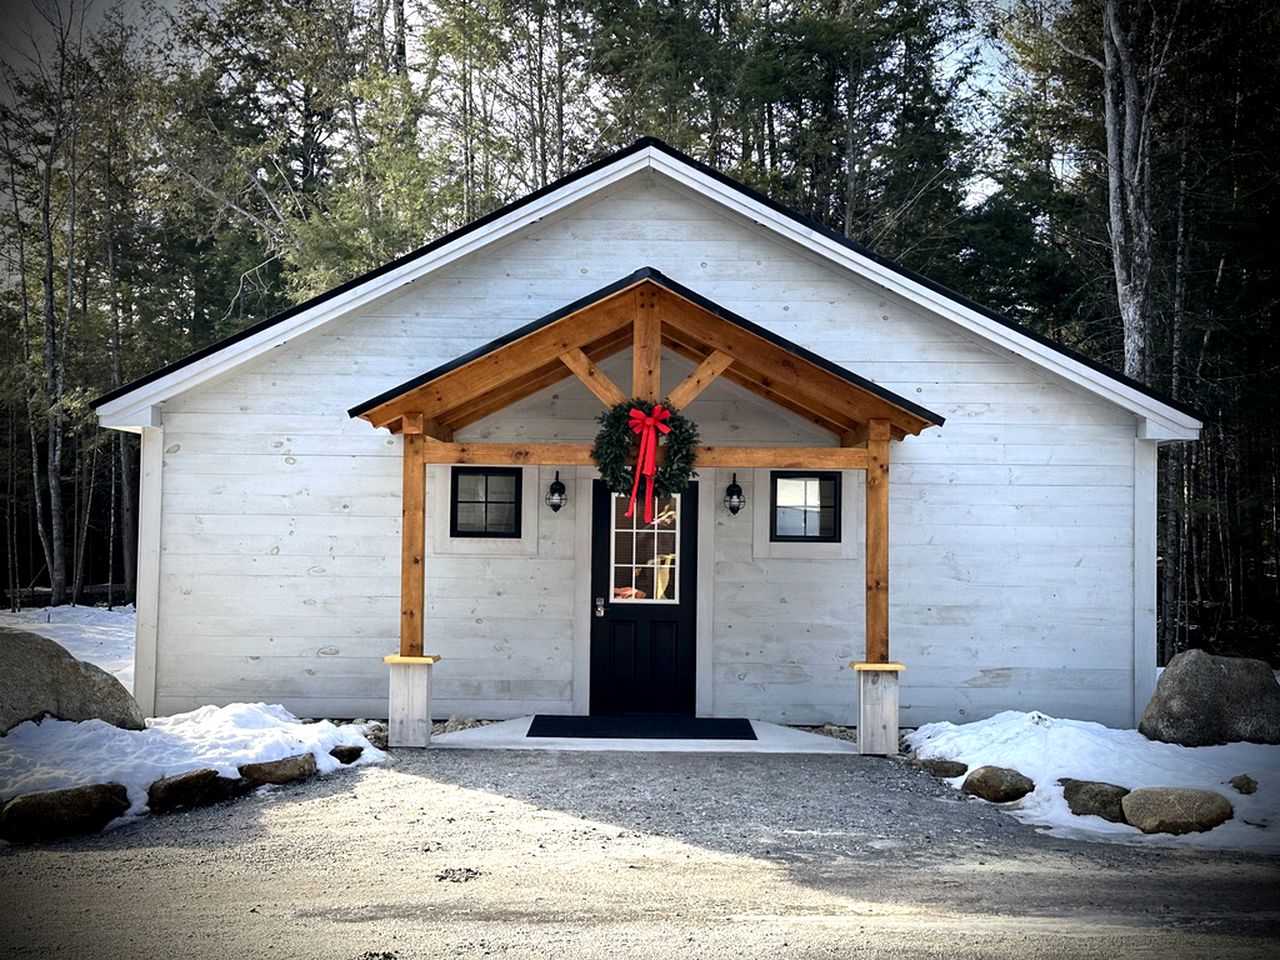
[570,467,716,716]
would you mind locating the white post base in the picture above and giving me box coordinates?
[385,654,440,747]
[852,662,905,756]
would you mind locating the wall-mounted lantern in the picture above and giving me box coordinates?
[544,471,568,512]
[723,473,746,515]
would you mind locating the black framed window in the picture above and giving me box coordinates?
[770,471,841,542]
[450,467,522,538]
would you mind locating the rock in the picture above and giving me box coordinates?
[1122,787,1234,835]
[962,766,1035,803]
[0,783,130,843]
[435,715,484,735]
[147,769,244,814]
[363,722,388,750]
[820,723,857,742]
[0,625,145,734]
[910,757,969,779]
[238,753,317,787]
[329,745,363,765]
[1139,649,1280,746]
[1230,774,1258,795]
[1058,778,1130,823]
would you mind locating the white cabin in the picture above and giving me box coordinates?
[95,139,1201,738]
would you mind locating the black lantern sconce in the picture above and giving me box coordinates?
[723,473,746,515]
[544,471,568,512]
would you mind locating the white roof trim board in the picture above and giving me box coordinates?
[96,140,1201,440]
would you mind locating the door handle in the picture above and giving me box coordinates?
[594,597,606,618]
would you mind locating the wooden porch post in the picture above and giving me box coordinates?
[400,428,426,657]
[387,418,439,748]
[856,418,902,755]
[865,419,890,662]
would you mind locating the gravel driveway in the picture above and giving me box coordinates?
[3,748,1278,959]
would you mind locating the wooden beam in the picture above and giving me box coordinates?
[424,418,453,441]
[720,361,860,435]
[662,328,855,434]
[388,413,453,440]
[865,418,890,663]
[560,347,627,408]
[662,335,851,438]
[632,286,661,402]
[368,292,635,428]
[400,433,427,658]
[696,446,868,469]
[666,350,733,411]
[441,363,570,430]
[420,439,867,469]
[659,287,932,435]
[423,440,597,465]
[440,326,634,430]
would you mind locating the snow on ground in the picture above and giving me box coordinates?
[0,703,386,818]
[906,710,1280,853]
[0,604,136,693]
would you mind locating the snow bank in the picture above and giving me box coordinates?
[906,710,1280,853]
[0,604,136,693]
[0,702,385,817]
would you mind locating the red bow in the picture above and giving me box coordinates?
[625,405,672,524]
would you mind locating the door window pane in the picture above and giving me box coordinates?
[610,493,680,602]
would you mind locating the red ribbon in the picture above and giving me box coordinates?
[625,405,671,524]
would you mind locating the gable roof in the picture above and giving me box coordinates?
[349,267,944,438]
[94,137,1200,439]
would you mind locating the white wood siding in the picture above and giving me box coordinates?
[152,175,1139,727]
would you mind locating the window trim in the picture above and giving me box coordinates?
[449,466,523,539]
[769,470,842,543]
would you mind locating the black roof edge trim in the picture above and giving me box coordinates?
[96,134,1200,425]
[347,266,946,428]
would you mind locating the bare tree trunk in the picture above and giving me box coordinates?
[1029,0,1178,383]
[5,404,17,612]
[103,128,138,600]
[72,443,97,604]
[1101,0,1157,381]
[1,120,48,610]
[392,0,407,74]
[38,100,68,606]
[1159,118,1191,662]
[70,441,81,602]
[554,0,566,179]
[107,446,116,610]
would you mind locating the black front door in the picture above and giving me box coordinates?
[590,479,697,715]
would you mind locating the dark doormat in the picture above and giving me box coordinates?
[526,715,757,740]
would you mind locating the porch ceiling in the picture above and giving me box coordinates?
[349,267,944,440]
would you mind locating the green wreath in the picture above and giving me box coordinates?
[591,399,699,498]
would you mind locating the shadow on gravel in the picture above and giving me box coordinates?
[380,749,1280,935]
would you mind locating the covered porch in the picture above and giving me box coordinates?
[350,268,942,753]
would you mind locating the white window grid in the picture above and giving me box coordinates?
[609,492,681,604]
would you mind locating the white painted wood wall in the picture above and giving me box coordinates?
[151,174,1145,728]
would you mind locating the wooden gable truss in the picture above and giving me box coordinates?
[350,270,943,675]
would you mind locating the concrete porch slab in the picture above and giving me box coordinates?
[428,717,860,753]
